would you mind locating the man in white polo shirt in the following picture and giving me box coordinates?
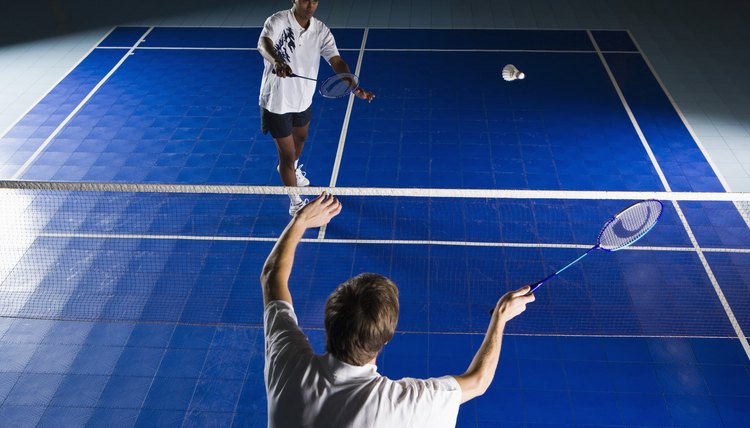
[261,193,535,427]
[258,0,374,216]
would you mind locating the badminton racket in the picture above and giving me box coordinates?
[272,70,360,99]
[490,199,663,314]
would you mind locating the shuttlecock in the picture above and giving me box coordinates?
[502,64,525,81]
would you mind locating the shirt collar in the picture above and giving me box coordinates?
[321,353,379,381]
[287,8,313,33]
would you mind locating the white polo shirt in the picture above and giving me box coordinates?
[258,9,341,114]
[264,300,462,428]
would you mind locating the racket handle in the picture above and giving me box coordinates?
[271,69,296,77]
[271,69,317,81]
[528,280,545,294]
[488,245,599,316]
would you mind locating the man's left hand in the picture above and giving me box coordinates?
[354,87,375,103]
[295,192,342,228]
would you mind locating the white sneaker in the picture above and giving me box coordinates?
[277,164,310,187]
[289,199,309,216]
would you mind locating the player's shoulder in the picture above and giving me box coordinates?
[311,16,332,33]
[265,9,292,25]
[390,376,460,394]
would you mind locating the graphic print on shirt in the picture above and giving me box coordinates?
[274,27,296,63]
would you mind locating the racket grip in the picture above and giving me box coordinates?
[528,281,544,294]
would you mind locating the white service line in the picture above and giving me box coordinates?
[587,32,671,189]
[269,324,742,338]
[589,31,750,360]
[626,30,732,192]
[11,27,155,180]
[3,313,737,339]
[96,46,258,51]
[626,30,750,231]
[319,28,370,240]
[35,231,750,253]
[429,332,744,339]
[92,46,640,54]
[0,27,118,141]
[360,48,638,54]
[97,46,361,52]
[362,26,631,31]
[328,28,369,188]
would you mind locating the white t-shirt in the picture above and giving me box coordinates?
[258,9,341,114]
[264,300,462,428]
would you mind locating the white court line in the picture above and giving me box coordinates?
[626,30,750,231]
[1,313,737,339]
[362,26,632,32]
[328,28,369,188]
[10,27,155,180]
[114,25,630,31]
[587,32,671,189]
[395,331,744,338]
[359,48,637,54]
[318,28,370,240]
[96,46,361,52]
[0,27,117,141]
[94,46,640,54]
[34,232,750,254]
[96,46,258,51]
[588,31,750,360]
[626,31,732,192]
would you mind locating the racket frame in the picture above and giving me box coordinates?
[271,70,359,99]
[490,199,664,312]
[318,73,359,99]
[531,199,663,292]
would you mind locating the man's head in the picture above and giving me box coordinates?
[325,273,399,366]
[292,0,319,22]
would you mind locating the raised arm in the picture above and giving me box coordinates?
[328,56,375,102]
[260,193,342,306]
[454,286,535,403]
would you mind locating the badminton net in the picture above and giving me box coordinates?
[1,180,749,339]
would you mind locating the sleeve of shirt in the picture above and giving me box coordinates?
[319,25,340,62]
[259,14,278,44]
[392,376,462,428]
[263,300,314,387]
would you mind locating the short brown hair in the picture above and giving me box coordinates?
[324,273,399,366]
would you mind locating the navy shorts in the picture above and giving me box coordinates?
[260,106,312,138]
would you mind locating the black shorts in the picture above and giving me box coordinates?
[260,106,312,139]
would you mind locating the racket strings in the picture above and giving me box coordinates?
[319,73,358,98]
[598,200,663,251]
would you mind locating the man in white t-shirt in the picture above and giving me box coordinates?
[261,193,535,427]
[258,0,374,216]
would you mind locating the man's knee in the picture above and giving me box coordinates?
[292,128,308,144]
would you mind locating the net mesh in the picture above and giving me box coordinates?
[1,181,749,337]
[598,199,663,251]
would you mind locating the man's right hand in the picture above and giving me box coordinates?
[274,60,294,77]
[494,286,535,324]
[295,192,342,228]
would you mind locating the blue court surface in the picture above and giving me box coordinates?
[1,27,749,427]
